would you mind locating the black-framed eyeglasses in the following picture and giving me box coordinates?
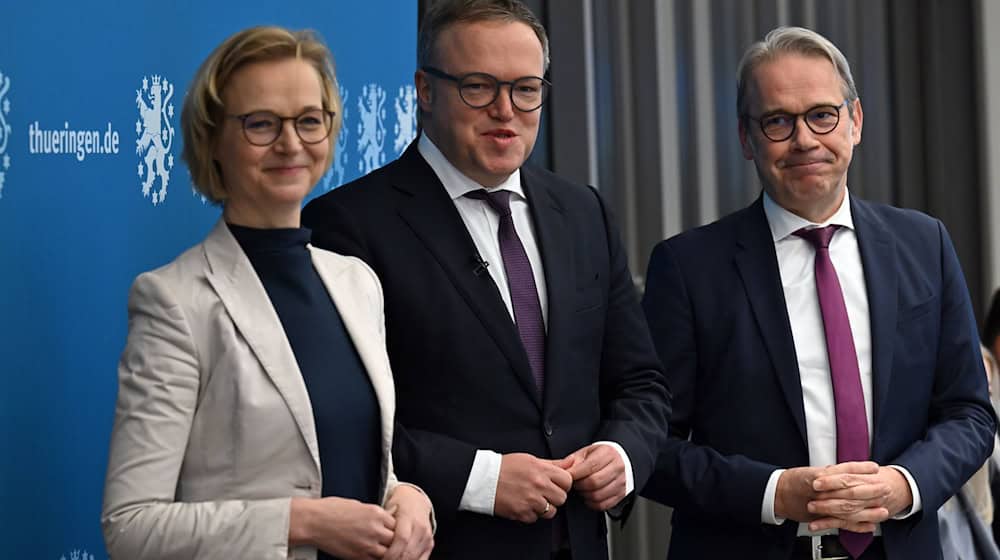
[744,100,848,142]
[421,66,551,112]
[228,109,336,146]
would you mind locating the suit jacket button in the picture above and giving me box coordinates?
[544,422,553,437]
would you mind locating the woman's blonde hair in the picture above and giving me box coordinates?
[181,26,342,204]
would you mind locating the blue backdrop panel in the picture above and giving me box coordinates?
[0,2,416,557]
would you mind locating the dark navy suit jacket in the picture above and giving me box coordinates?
[641,195,996,559]
[303,144,670,560]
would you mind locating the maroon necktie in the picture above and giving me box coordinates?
[795,225,872,558]
[466,189,545,392]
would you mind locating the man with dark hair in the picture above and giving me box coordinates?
[303,1,669,558]
[641,26,996,559]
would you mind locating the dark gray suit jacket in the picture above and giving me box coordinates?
[303,144,670,560]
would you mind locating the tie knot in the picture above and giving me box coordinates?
[466,188,513,217]
[794,225,840,249]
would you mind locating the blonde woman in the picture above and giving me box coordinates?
[102,26,433,560]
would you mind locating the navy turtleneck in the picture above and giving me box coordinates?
[228,223,381,560]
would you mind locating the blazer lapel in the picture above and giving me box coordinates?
[391,146,541,409]
[202,220,321,473]
[850,197,897,445]
[309,248,395,482]
[521,168,572,412]
[733,199,808,445]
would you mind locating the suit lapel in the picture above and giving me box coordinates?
[850,197,896,443]
[733,199,808,445]
[310,248,395,481]
[202,220,321,473]
[391,146,541,409]
[521,168,572,412]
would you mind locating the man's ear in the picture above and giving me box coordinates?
[849,98,863,146]
[415,69,433,113]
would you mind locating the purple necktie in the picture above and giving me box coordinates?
[795,225,872,559]
[467,189,545,392]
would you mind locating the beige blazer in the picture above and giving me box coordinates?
[102,220,402,560]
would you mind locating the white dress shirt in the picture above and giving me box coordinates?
[417,133,634,515]
[757,190,922,535]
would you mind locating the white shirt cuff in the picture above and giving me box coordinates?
[888,465,922,519]
[458,449,501,515]
[762,469,787,525]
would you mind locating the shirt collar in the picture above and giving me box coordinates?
[762,188,855,243]
[418,132,525,201]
